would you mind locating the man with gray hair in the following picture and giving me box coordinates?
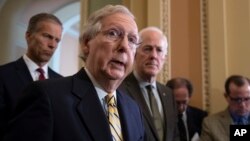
[3,5,144,141]
[120,26,179,141]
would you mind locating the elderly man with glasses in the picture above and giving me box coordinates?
[2,5,144,141]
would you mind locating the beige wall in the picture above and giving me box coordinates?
[208,0,250,114]
[126,0,250,114]
[125,0,204,109]
[0,0,30,64]
[170,0,203,109]
[1,0,249,114]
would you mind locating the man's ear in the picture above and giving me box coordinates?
[224,93,227,98]
[25,32,31,41]
[81,39,90,59]
[224,93,230,102]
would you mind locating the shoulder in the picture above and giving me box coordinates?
[0,58,21,72]
[118,89,137,104]
[48,67,63,78]
[27,69,90,93]
[122,73,136,84]
[157,82,172,92]
[117,89,141,110]
[188,106,208,116]
[0,58,24,79]
[204,109,229,123]
[156,82,174,101]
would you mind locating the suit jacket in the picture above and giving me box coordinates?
[3,68,145,141]
[120,73,179,141]
[185,106,208,140]
[200,108,232,141]
[0,57,62,140]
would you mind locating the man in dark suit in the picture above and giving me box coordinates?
[0,13,63,140]
[2,5,144,141]
[120,27,179,141]
[166,78,208,141]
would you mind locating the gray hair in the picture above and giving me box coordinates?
[79,5,135,60]
[138,26,168,55]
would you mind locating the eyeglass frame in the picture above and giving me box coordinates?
[227,95,250,104]
[99,27,141,50]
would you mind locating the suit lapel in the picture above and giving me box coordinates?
[116,91,130,141]
[156,83,169,138]
[48,67,61,78]
[15,58,33,84]
[124,74,159,139]
[156,83,168,121]
[71,69,112,141]
[219,109,232,136]
[186,107,196,138]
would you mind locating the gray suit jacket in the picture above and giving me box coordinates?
[200,108,232,141]
[120,73,179,141]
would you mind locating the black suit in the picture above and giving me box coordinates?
[185,106,207,140]
[0,57,62,140]
[3,69,145,141]
[120,73,179,141]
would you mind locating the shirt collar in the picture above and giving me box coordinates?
[84,68,117,101]
[23,55,48,75]
[133,71,157,88]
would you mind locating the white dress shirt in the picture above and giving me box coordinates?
[23,55,48,81]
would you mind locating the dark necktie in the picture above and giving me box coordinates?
[146,85,164,141]
[36,68,45,80]
[105,94,123,141]
[178,114,188,141]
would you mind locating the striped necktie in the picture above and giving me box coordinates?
[106,94,123,141]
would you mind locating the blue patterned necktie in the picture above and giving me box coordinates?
[236,117,248,125]
[106,94,123,141]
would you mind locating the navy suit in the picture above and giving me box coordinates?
[185,106,208,140]
[0,57,62,140]
[120,73,179,141]
[3,69,145,141]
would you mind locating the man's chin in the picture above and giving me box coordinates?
[107,71,125,80]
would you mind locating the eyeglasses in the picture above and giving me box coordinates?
[140,45,167,57]
[100,27,140,49]
[228,95,250,104]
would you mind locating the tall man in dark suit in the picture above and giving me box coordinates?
[2,5,145,141]
[120,27,179,141]
[166,77,208,141]
[0,13,63,140]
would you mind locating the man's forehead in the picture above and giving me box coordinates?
[229,82,250,93]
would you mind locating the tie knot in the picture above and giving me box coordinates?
[178,113,183,119]
[146,85,153,91]
[36,68,44,74]
[105,94,115,105]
